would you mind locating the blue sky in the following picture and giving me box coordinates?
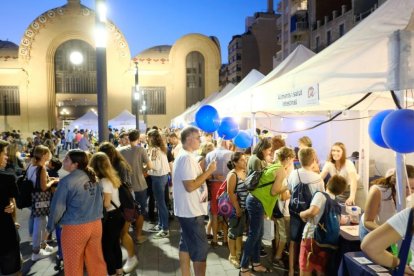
[0,0,278,62]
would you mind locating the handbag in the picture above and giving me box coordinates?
[393,208,414,276]
[262,218,275,241]
[31,167,51,217]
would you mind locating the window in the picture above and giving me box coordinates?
[0,86,20,115]
[339,24,345,37]
[186,51,205,108]
[55,39,97,94]
[326,30,332,45]
[141,87,166,115]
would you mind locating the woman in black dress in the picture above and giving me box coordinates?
[0,139,21,275]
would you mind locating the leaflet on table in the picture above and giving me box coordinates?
[368,264,388,272]
[353,257,372,264]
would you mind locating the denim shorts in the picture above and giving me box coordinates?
[177,216,208,262]
[134,190,148,217]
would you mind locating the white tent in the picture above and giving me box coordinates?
[212,46,315,116]
[170,83,235,127]
[68,111,98,131]
[248,0,414,114]
[210,69,265,117]
[109,110,146,132]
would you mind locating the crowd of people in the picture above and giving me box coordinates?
[0,127,413,276]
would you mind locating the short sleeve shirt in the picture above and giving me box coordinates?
[302,192,334,239]
[322,159,357,186]
[173,149,208,217]
[119,145,149,192]
[101,178,120,212]
[287,168,325,195]
[387,208,414,251]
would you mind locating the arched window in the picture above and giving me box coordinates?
[186,51,205,108]
[55,39,97,94]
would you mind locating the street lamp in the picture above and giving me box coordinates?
[95,0,108,143]
[134,62,140,131]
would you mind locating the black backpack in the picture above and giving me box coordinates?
[16,165,39,209]
[113,183,137,222]
[288,170,313,219]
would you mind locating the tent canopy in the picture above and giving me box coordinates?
[229,0,414,115]
[68,111,98,131]
[109,110,146,132]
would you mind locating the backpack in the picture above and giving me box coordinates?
[112,183,137,222]
[244,170,263,191]
[16,165,38,209]
[313,192,341,249]
[217,172,237,218]
[289,170,313,219]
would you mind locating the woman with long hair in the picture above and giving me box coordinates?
[320,142,358,205]
[146,129,171,239]
[359,165,414,240]
[98,142,138,273]
[226,152,248,268]
[0,140,21,275]
[240,146,290,275]
[28,145,57,261]
[47,149,106,275]
[90,152,125,276]
[247,138,272,175]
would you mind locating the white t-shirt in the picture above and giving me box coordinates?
[387,208,414,251]
[287,168,325,195]
[361,185,396,230]
[322,159,357,186]
[302,192,334,239]
[101,178,121,212]
[173,149,208,217]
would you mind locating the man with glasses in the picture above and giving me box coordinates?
[173,126,216,276]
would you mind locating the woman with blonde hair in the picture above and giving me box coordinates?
[98,142,138,273]
[90,152,125,276]
[320,142,358,205]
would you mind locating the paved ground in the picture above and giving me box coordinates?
[17,207,286,276]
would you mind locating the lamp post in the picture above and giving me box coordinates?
[95,0,108,143]
[134,62,140,131]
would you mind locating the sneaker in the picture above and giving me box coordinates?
[147,225,161,233]
[135,235,148,244]
[260,249,268,258]
[43,244,55,253]
[153,230,169,239]
[123,256,139,274]
[31,249,51,262]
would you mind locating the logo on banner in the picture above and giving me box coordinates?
[276,84,320,108]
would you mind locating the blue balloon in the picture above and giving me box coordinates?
[217,117,239,140]
[195,105,220,132]
[233,130,253,148]
[368,110,393,148]
[382,109,414,153]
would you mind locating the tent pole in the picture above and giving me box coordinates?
[251,112,257,148]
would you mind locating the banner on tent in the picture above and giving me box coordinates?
[276,84,319,108]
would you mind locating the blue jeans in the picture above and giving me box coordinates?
[240,194,264,269]
[178,216,209,262]
[32,215,47,252]
[151,175,169,231]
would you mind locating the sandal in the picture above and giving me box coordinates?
[239,268,251,276]
[252,263,272,273]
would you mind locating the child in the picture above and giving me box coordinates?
[298,175,347,276]
[47,157,62,178]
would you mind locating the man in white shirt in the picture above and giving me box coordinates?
[173,126,216,276]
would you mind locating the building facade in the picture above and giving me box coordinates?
[226,0,280,84]
[0,0,220,135]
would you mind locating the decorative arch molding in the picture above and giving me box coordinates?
[19,4,129,62]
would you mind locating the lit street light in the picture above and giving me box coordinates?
[95,0,108,143]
